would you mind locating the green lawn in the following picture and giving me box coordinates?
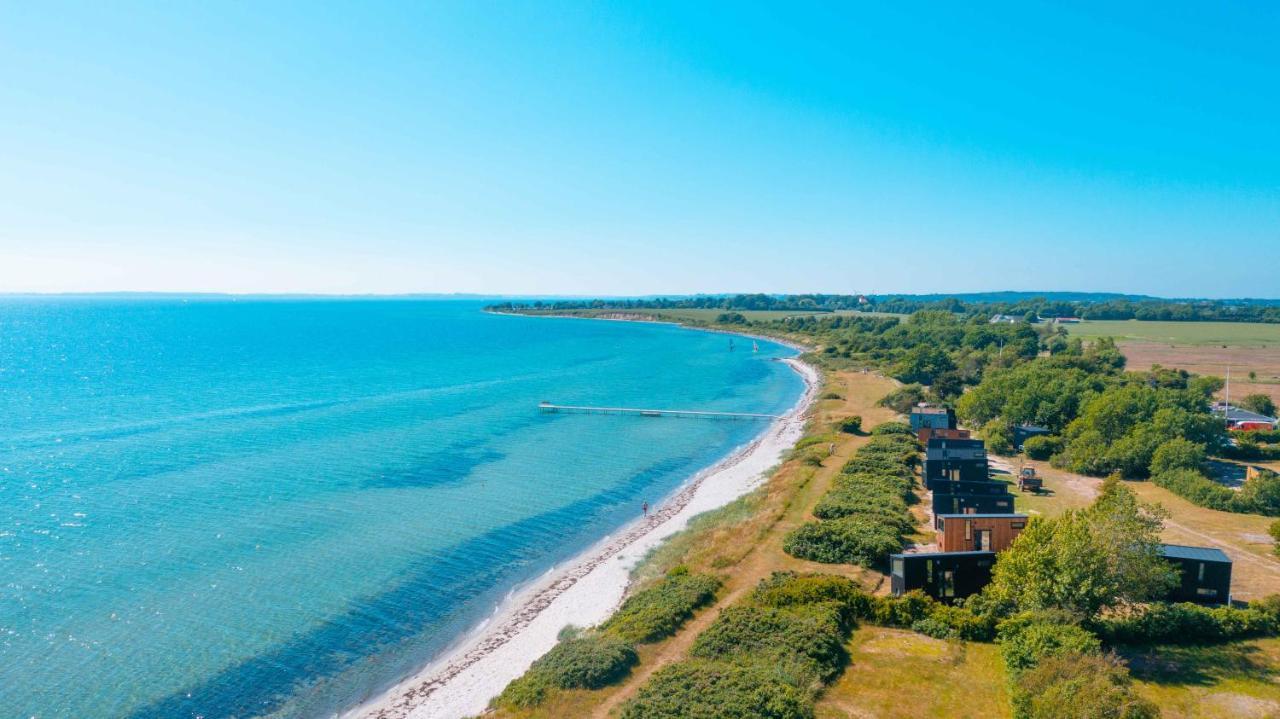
[1122,639,1280,718]
[1065,320,1280,347]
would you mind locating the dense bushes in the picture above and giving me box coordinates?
[1023,435,1064,460]
[997,615,1155,719]
[1149,437,1206,475]
[691,604,847,681]
[1097,602,1280,645]
[783,430,919,567]
[495,635,638,708]
[1011,652,1158,719]
[601,569,721,643]
[782,516,904,566]
[619,659,814,719]
[1152,467,1280,516]
[621,572,862,719]
[837,415,862,434]
[495,568,720,709]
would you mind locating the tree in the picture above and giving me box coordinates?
[1240,393,1278,418]
[1150,437,1206,476]
[979,477,1174,619]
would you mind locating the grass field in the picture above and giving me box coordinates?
[1066,319,1280,347]
[1123,639,1280,718]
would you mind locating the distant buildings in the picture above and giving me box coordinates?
[1213,402,1278,431]
[989,314,1020,324]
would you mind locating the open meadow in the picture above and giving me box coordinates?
[1066,320,1280,406]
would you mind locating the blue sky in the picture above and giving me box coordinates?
[1,2,1277,296]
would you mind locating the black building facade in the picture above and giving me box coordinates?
[1160,544,1232,605]
[890,551,996,602]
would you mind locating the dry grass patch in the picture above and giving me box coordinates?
[1122,638,1280,719]
[816,627,1010,719]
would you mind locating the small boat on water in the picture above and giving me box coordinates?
[753,341,759,352]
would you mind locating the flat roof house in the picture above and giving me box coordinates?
[918,426,971,444]
[910,405,956,432]
[932,492,1015,519]
[936,513,1028,552]
[890,551,996,602]
[1160,544,1232,605]
[1213,403,1278,431]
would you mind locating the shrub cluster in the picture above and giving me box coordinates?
[495,568,720,709]
[1152,467,1280,516]
[495,635,638,709]
[1022,434,1064,460]
[1096,601,1280,645]
[621,572,861,719]
[997,614,1155,719]
[783,429,919,567]
[601,568,721,643]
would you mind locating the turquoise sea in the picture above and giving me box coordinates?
[0,299,803,718]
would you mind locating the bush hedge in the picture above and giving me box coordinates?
[1096,602,1280,645]
[618,659,815,719]
[691,604,847,681]
[997,615,1101,674]
[495,635,638,709]
[1153,467,1280,516]
[1011,652,1158,719]
[601,569,721,644]
[783,428,920,568]
[1022,435,1064,461]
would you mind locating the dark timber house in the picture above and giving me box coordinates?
[890,551,996,602]
[928,478,1012,496]
[932,492,1016,518]
[923,437,989,487]
[1160,544,1232,605]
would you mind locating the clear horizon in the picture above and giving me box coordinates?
[3,3,1278,296]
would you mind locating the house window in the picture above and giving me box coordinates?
[1196,588,1218,597]
[1197,563,1206,582]
[892,557,903,578]
[965,520,972,540]
[1011,522,1025,529]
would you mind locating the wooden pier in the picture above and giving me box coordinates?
[538,402,780,421]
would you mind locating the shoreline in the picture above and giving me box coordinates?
[346,352,820,719]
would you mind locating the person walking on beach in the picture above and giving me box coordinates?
[642,501,649,517]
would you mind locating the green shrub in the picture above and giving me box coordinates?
[1153,467,1280,515]
[750,572,863,626]
[913,602,998,641]
[1023,435,1064,460]
[1096,602,1280,645]
[997,616,1101,674]
[838,416,862,434]
[1011,652,1158,719]
[982,420,1016,455]
[619,659,816,719]
[870,420,915,437]
[878,386,927,415]
[1271,520,1280,556]
[820,391,843,400]
[494,635,638,708]
[782,516,903,566]
[1149,437,1206,476]
[601,571,721,643]
[691,604,847,681]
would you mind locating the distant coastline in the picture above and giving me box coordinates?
[347,316,818,719]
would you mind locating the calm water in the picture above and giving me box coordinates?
[0,299,803,718]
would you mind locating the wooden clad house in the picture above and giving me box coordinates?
[936,513,1028,552]
[917,427,971,444]
[927,478,1012,496]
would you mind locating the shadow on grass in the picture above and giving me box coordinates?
[1119,642,1273,687]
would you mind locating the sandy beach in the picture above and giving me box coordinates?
[346,355,819,719]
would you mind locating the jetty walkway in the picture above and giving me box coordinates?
[538,402,780,421]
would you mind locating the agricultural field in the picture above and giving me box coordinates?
[1066,320,1280,406]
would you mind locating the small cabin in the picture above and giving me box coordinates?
[1160,544,1232,605]
[924,458,990,485]
[937,513,1028,552]
[910,405,956,432]
[932,492,1015,519]
[1012,424,1052,450]
[918,426,971,444]
[890,551,996,602]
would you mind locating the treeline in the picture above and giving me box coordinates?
[489,293,1280,323]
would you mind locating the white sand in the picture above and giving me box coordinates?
[347,357,819,719]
